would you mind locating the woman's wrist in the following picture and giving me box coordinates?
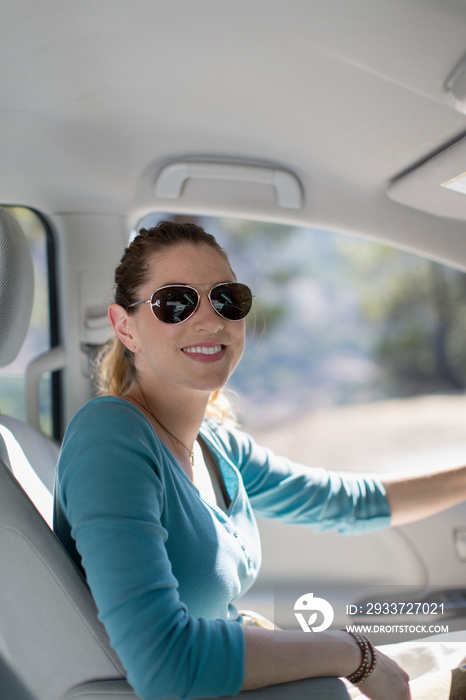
[319,630,366,678]
[243,628,370,689]
[342,630,377,685]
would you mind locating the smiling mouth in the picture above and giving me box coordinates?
[182,344,225,355]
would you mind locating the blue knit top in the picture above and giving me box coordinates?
[53,396,391,700]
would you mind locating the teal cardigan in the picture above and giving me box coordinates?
[53,397,391,700]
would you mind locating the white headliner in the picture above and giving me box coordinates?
[3,0,466,266]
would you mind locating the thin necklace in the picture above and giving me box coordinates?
[128,395,195,466]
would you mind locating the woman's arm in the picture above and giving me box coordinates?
[381,464,466,527]
[242,628,360,688]
[241,627,411,700]
[209,423,391,534]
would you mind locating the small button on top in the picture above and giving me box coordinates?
[233,530,239,538]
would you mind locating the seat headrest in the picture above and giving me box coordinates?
[0,208,35,368]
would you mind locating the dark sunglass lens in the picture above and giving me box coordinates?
[210,283,253,320]
[151,287,198,323]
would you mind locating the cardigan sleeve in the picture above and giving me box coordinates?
[54,400,245,700]
[205,422,391,534]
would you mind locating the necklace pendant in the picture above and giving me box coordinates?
[190,451,195,467]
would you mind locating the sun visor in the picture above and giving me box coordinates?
[387,136,466,221]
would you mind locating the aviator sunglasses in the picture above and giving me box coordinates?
[128,282,254,324]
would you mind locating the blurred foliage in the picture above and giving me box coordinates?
[337,239,466,395]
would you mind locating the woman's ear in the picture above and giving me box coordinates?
[108,304,137,351]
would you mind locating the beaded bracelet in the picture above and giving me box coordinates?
[342,630,377,685]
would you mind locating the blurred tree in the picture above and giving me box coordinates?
[338,239,466,395]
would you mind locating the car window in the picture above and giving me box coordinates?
[0,207,57,437]
[139,214,466,474]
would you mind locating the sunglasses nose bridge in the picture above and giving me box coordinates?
[190,288,223,326]
[198,288,217,313]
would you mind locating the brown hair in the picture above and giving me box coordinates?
[94,221,235,423]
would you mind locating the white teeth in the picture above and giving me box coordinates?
[183,345,223,355]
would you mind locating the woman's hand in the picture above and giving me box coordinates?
[356,649,411,700]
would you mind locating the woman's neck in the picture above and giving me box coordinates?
[122,381,209,468]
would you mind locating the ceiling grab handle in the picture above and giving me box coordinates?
[25,346,66,434]
[154,162,303,209]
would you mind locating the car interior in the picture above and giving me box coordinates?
[3,1,466,699]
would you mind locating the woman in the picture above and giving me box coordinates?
[54,221,466,700]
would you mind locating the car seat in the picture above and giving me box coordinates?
[0,207,350,700]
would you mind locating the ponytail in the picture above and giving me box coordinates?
[93,337,133,398]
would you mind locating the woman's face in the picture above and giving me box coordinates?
[128,243,246,399]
